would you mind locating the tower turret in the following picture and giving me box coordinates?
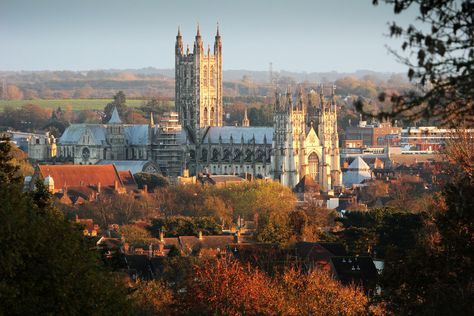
[214,23,222,55]
[242,108,250,127]
[175,26,183,55]
[194,24,203,54]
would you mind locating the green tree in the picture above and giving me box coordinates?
[0,138,131,315]
[134,172,169,191]
[103,90,128,123]
[149,216,222,237]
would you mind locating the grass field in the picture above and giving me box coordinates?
[0,99,146,111]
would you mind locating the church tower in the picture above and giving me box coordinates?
[175,24,223,131]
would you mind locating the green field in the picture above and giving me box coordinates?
[0,99,146,111]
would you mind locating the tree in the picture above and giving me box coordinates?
[381,136,474,315]
[0,138,131,315]
[149,216,222,237]
[0,136,21,184]
[130,280,175,315]
[182,257,287,315]
[103,91,128,123]
[361,0,474,126]
[281,268,381,316]
[134,172,169,191]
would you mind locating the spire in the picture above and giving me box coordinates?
[331,84,337,112]
[242,108,250,127]
[298,85,305,111]
[274,90,281,111]
[214,22,222,55]
[196,23,201,38]
[320,84,326,111]
[176,26,183,55]
[194,23,203,54]
[108,106,122,124]
[150,112,155,127]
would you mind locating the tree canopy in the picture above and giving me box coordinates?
[359,0,474,126]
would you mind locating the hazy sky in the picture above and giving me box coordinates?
[0,0,417,72]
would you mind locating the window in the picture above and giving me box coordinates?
[308,152,319,181]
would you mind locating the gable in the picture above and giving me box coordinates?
[305,126,320,146]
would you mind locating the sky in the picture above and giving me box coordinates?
[0,0,418,72]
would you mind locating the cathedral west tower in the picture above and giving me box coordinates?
[175,25,223,131]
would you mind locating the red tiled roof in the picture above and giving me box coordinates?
[118,170,136,187]
[38,164,124,190]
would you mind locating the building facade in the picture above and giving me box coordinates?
[56,107,156,165]
[175,25,223,130]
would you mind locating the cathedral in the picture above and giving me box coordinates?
[176,26,342,192]
[35,25,342,192]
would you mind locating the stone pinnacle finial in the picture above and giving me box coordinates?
[177,26,181,37]
[216,22,220,37]
[196,23,201,37]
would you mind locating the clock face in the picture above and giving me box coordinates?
[82,147,90,159]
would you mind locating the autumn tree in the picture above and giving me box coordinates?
[130,280,175,316]
[181,257,287,315]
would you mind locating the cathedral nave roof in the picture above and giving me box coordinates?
[201,126,273,145]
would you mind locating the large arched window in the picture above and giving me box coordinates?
[308,152,319,181]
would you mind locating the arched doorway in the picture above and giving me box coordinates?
[308,152,319,181]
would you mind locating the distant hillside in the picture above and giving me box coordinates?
[0,68,409,100]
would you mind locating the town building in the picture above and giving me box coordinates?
[26,164,137,204]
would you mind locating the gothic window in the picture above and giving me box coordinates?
[82,147,90,160]
[201,148,208,161]
[256,150,264,162]
[210,66,215,86]
[203,66,208,87]
[210,107,215,125]
[189,150,196,161]
[223,149,231,161]
[212,148,220,162]
[245,149,253,162]
[308,152,319,181]
[233,149,242,162]
[203,107,208,126]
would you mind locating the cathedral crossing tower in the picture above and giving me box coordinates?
[175,24,223,131]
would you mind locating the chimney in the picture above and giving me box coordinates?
[114,180,119,191]
[198,231,203,240]
[97,182,101,193]
[123,242,130,254]
[158,242,164,254]
[143,184,148,193]
[159,230,164,242]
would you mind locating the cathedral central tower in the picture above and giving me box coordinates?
[175,25,223,131]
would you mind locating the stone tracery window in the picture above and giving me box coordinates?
[308,152,319,181]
